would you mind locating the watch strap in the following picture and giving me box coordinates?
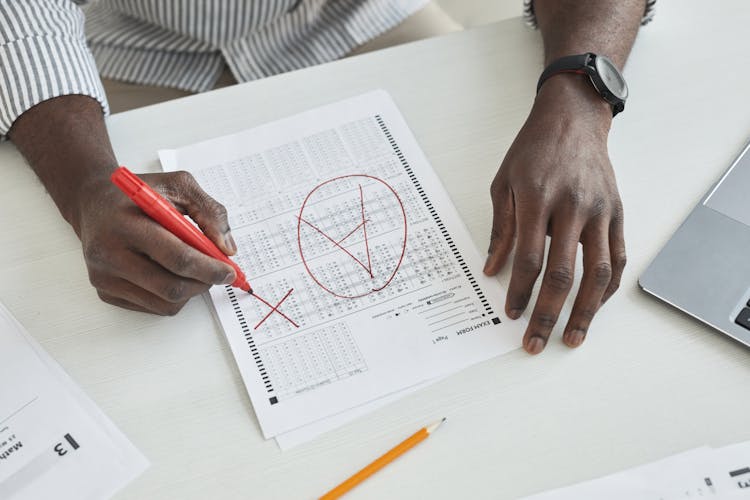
[536,53,595,94]
[537,52,626,116]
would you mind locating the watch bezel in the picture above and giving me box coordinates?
[536,53,629,117]
[589,55,629,101]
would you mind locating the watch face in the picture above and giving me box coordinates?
[594,55,628,100]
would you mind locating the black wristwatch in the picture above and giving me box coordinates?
[536,53,628,116]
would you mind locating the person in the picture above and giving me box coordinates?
[2,0,654,355]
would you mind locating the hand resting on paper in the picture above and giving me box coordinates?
[483,75,626,355]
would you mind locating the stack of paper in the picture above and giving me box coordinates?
[523,441,750,499]
[0,302,148,499]
[159,90,526,449]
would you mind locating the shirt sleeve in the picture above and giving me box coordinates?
[0,0,109,138]
[523,0,656,29]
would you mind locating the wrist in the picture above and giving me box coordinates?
[9,95,119,234]
[533,73,613,137]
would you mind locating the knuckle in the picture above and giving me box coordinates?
[173,170,196,186]
[508,291,531,311]
[211,201,229,220]
[170,249,195,275]
[613,198,624,214]
[545,266,574,292]
[576,308,597,322]
[490,178,512,206]
[164,281,187,303]
[566,188,586,208]
[593,262,613,287]
[590,197,607,218]
[83,243,106,266]
[518,252,543,276]
[489,222,509,242]
[611,201,625,225]
[612,251,627,272]
[529,180,547,197]
[532,311,558,329]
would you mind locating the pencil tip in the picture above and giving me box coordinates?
[426,418,446,434]
[247,289,254,295]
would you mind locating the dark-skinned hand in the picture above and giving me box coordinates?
[484,75,627,355]
[73,171,238,315]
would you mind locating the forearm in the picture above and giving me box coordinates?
[534,0,646,68]
[528,1,647,134]
[485,1,645,353]
[9,96,118,233]
[9,96,237,316]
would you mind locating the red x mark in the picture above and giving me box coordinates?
[252,288,299,330]
[298,184,374,278]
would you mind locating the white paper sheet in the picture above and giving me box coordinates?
[274,378,437,450]
[0,302,149,499]
[159,90,524,440]
[704,441,750,496]
[523,441,750,499]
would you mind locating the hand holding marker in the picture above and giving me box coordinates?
[110,166,253,295]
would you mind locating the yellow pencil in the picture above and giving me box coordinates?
[320,418,446,500]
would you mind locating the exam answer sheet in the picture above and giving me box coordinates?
[160,90,524,441]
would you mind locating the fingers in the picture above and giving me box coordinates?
[505,205,548,320]
[155,171,237,256]
[484,180,516,275]
[90,253,207,316]
[562,222,612,348]
[522,216,583,355]
[96,292,151,314]
[95,278,190,316]
[602,203,626,304]
[89,245,225,315]
[130,221,236,286]
[114,253,214,304]
[85,219,235,316]
[81,171,243,316]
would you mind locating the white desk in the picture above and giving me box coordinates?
[2,1,749,498]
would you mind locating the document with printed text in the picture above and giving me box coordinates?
[160,90,524,440]
[523,441,750,499]
[0,302,148,500]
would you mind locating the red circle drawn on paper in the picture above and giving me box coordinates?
[297,174,407,299]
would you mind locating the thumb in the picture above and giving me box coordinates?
[159,171,237,256]
[484,181,516,275]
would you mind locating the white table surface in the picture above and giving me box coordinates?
[2,1,749,498]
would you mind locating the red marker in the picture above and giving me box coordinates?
[111,166,253,294]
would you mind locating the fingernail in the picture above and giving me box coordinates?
[508,308,522,320]
[566,329,586,347]
[526,336,545,355]
[223,271,236,284]
[225,233,237,254]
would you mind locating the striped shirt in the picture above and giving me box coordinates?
[0,1,656,137]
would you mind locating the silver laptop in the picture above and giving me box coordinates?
[640,139,750,347]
